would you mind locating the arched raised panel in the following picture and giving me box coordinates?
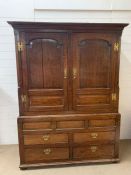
[27,38,63,49]
[27,38,64,89]
[78,39,111,88]
[79,39,111,47]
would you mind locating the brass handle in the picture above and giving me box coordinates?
[42,135,50,141]
[91,146,97,152]
[73,68,77,79]
[64,69,68,79]
[43,148,51,155]
[91,133,98,139]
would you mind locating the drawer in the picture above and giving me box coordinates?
[73,145,114,159]
[24,133,68,145]
[73,131,115,143]
[23,122,52,130]
[89,119,115,127]
[56,120,84,129]
[25,147,69,163]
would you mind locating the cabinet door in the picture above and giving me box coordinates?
[72,33,118,113]
[20,33,68,113]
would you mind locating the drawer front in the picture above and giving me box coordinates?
[73,145,114,159]
[25,147,69,163]
[73,131,115,143]
[24,133,68,145]
[89,119,115,127]
[23,122,52,130]
[56,120,84,129]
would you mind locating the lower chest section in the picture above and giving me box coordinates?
[18,113,120,167]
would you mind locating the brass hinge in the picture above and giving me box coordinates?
[21,95,27,103]
[17,42,23,51]
[112,93,117,101]
[114,42,119,52]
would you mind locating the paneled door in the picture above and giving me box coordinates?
[20,32,68,113]
[72,33,118,113]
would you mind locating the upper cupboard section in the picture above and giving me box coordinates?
[8,22,127,115]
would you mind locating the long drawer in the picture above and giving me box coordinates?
[25,147,69,163]
[73,131,115,143]
[24,133,68,145]
[73,145,115,159]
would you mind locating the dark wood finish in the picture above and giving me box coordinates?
[8,21,127,169]
[25,147,69,163]
[23,122,51,130]
[73,131,115,143]
[24,133,68,145]
[72,33,115,113]
[56,120,85,129]
[22,32,68,112]
[89,119,115,127]
[73,145,114,160]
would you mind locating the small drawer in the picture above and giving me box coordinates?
[24,133,68,145]
[73,145,114,159]
[23,122,52,130]
[56,120,84,129]
[89,119,115,127]
[73,131,115,143]
[25,147,69,163]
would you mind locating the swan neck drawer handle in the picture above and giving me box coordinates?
[91,133,98,139]
[43,148,51,155]
[42,135,50,141]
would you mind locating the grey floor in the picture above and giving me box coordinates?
[0,140,131,175]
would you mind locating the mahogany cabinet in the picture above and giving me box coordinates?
[8,22,128,169]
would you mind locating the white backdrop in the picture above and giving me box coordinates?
[0,0,131,144]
